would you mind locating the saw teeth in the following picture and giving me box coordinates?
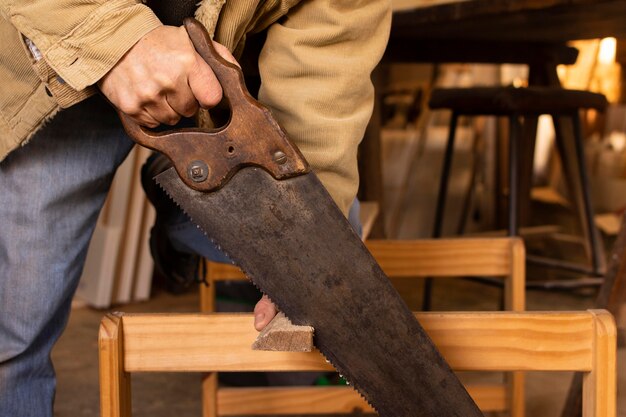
[155,175,379,415]
[317,350,379,414]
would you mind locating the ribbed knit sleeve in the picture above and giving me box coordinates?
[257,1,391,215]
[0,0,162,90]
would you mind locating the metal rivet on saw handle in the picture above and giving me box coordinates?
[187,160,209,183]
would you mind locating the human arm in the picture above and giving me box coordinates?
[0,0,161,92]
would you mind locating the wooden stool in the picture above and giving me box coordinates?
[429,86,607,279]
[99,310,616,417]
[199,237,526,417]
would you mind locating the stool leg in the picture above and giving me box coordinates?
[552,114,606,275]
[456,130,481,235]
[571,114,605,275]
[508,115,521,236]
[424,112,459,311]
[518,116,539,228]
[432,112,459,238]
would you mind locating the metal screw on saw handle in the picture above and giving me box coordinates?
[273,151,287,165]
[187,160,209,183]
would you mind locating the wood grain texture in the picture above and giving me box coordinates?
[100,310,615,417]
[216,384,506,415]
[583,310,617,417]
[201,373,217,417]
[506,237,526,312]
[366,238,519,278]
[99,313,131,417]
[120,312,597,373]
[252,312,314,352]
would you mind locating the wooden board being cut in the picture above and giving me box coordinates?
[252,312,314,352]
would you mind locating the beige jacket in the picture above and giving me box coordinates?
[0,0,391,214]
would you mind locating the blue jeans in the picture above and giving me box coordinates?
[0,96,362,415]
[0,96,135,416]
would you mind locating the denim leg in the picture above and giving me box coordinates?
[0,96,133,417]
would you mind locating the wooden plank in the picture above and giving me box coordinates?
[132,198,155,302]
[99,313,132,417]
[114,147,149,304]
[219,386,372,415]
[76,147,134,308]
[202,373,217,417]
[205,261,245,281]
[120,312,596,373]
[217,384,506,415]
[505,238,526,311]
[583,310,617,417]
[251,312,314,352]
[204,238,519,281]
[366,238,514,277]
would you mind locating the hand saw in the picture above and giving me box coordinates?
[118,18,484,417]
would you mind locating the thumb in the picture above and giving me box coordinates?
[254,295,278,331]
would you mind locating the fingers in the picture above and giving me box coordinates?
[188,53,223,109]
[145,99,183,126]
[165,85,199,118]
[212,41,240,68]
[98,25,242,128]
[254,295,278,331]
[188,40,239,109]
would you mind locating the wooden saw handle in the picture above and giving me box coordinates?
[119,18,308,192]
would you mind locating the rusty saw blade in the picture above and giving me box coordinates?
[156,165,482,417]
[119,18,484,417]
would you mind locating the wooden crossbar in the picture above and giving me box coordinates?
[203,237,525,280]
[216,384,506,415]
[99,310,615,417]
[367,238,524,278]
[108,311,600,373]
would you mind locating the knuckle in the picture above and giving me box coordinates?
[137,84,162,103]
[117,97,140,116]
[178,52,196,69]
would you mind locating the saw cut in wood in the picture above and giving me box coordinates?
[252,312,314,352]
